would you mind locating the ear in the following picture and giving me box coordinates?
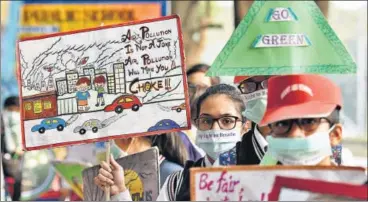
[241,120,252,135]
[329,124,343,146]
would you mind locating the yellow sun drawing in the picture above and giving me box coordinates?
[124,169,144,198]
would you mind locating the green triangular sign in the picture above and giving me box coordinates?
[207,1,356,76]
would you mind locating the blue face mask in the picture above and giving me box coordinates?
[242,89,267,124]
[266,126,335,165]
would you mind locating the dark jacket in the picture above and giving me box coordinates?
[167,158,205,201]
[236,123,266,165]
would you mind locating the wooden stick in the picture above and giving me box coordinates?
[105,140,112,201]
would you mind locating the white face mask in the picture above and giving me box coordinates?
[266,126,335,165]
[242,89,268,124]
[195,129,241,161]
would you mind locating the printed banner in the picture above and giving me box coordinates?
[190,165,367,201]
[19,2,165,39]
[82,147,160,201]
[17,15,190,150]
[269,176,368,201]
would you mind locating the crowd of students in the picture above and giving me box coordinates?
[93,64,363,201]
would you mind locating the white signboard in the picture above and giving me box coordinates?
[190,165,367,201]
[17,15,191,150]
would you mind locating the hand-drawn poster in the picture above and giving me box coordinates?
[51,161,88,199]
[268,176,368,201]
[17,15,191,150]
[190,165,367,201]
[82,147,160,201]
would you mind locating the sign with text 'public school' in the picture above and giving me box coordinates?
[207,1,356,76]
[17,15,190,150]
[19,1,168,39]
[190,166,367,201]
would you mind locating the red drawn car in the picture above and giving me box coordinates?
[104,95,143,114]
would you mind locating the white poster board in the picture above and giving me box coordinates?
[190,165,367,201]
[17,15,191,150]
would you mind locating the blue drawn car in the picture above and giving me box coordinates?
[31,118,67,134]
[147,119,180,132]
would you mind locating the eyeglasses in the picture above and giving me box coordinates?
[238,77,270,94]
[269,118,332,137]
[195,116,242,130]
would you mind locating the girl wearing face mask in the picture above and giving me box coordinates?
[161,84,246,201]
[95,84,246,201]
[234,76,273,165]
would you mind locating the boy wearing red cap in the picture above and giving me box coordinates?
[259,74,343,166]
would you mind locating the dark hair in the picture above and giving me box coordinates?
[146,132,188,167]
[76,77,91,86]
[94,75,106,84]
[328,107,341,125]
[187,64,220,85]
[187,64,210,76]
[4,96,19,108]
[195,84,245,119]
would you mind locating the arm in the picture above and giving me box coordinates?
[111,189,132,201]
[94,155,131,201]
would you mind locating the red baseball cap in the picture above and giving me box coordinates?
[259,74,342,126]
[234,76,251,84]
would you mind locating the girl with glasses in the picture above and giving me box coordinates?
[160,83,247,201]
[92,84,246,201]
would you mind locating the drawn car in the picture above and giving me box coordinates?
[73,119,103,135]
[31,118,67,134]
[104,95,143,114]
[147,119,180,132]
[171,103,186,112]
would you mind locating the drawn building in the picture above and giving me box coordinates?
[113,63,126,94]
[83,66,95,90]
[66,71,78,93]
[107,74,115,94]
[56,78,68,96]
[23,91,58,121]
[47,76,55,91]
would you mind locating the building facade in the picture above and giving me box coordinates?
[56,78,68,96]
[83,66,95,90]
[66,71,78,93]
[113,63,126,94]
[107,73,115,94]
[23,91,58,120]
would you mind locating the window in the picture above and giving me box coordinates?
[118,98,125,103]
[83,122,91,127]
[45,120,51,124]
[44,101,52,109]
[52,120,58,124]
[24,103,32,111]
[125,98,133,102]
[33,100,42,114]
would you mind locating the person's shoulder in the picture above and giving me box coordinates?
[160,160,183,181]
[161,160,183,172]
